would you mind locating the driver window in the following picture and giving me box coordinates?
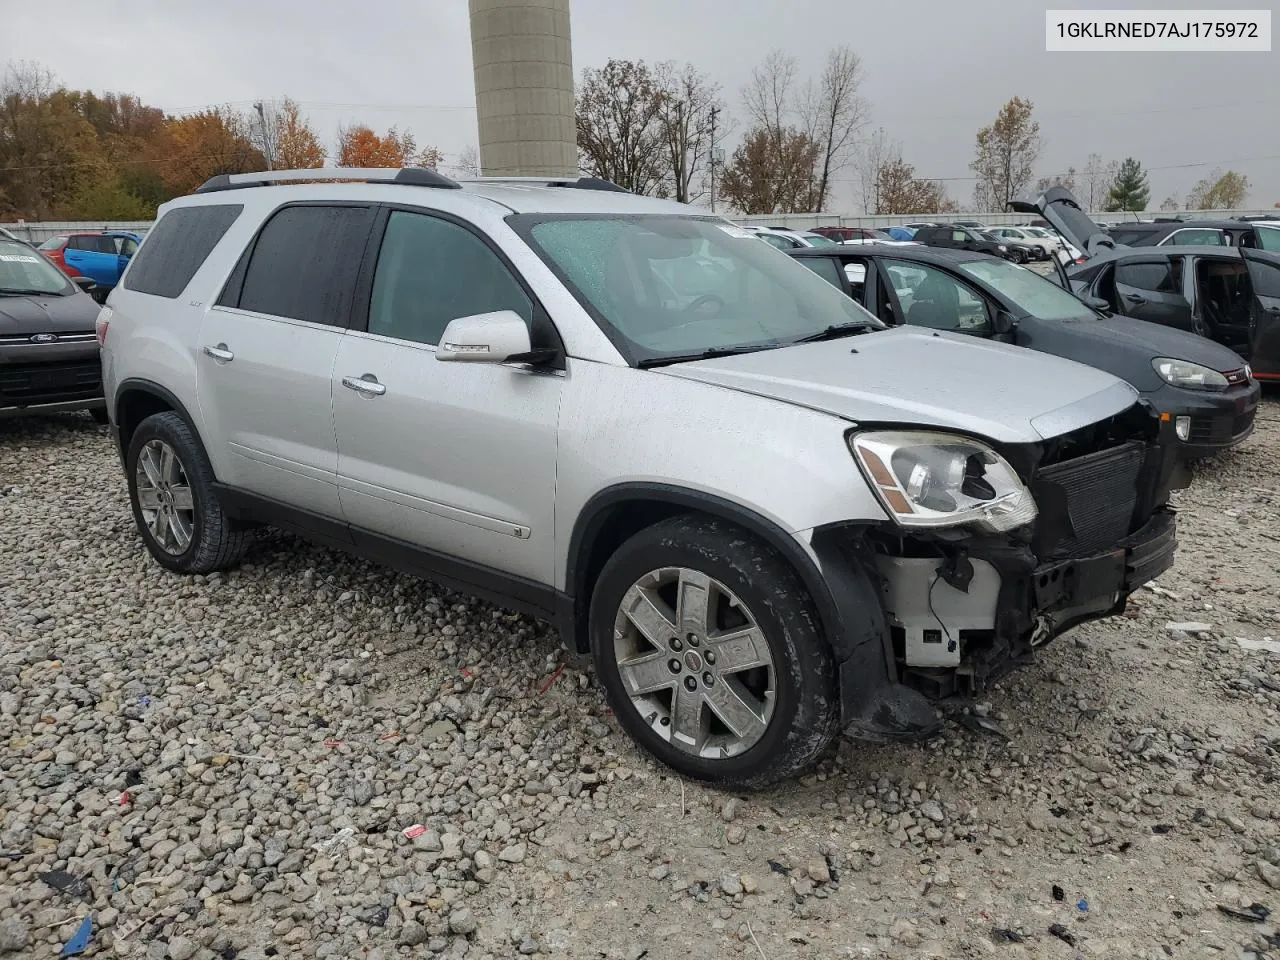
[1257,227,1280,252]
[882,260,991,334]
[951,230,967,242]
[368,211,533,346]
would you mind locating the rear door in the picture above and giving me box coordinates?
[198,203,376,519]
[63,236,106,282]
[1112,256,1192,330]
[1240,249,1280,379]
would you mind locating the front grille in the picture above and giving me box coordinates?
[1223,368,1250,387]
[0,360,102,404]
[0,331,97,346]
[1031,440,1145,559]
[1187,411,1254,445]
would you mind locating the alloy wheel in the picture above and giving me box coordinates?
[612,567,776,760]
[135,439,196,555]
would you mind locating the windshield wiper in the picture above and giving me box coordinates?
[790,321,881,344]
[638,343,782,368]
[0,288,61,297]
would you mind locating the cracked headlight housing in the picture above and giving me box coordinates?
[850,431,1037,533]
[1152,357,1229,391]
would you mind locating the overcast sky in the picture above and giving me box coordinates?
[4,0,1278,213]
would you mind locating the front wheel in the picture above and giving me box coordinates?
[589,515,839,789]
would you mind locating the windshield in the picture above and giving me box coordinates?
[514,215,884,363]
[957,258,1094,321]
[801,233,840,247]
[0,241,72,296]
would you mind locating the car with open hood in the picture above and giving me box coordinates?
[787,243,1259,458]
[0,237,107,420]
[1011,186,1280,385]
[101,167,1182,788]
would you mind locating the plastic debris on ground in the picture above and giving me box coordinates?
[1076,899,1089,912]
[61,915,93,956]
[1047,923,1077,947]
[1151,823,1173,834]
[990,928,1025,944]
[1218,903,1271,922]
[956,714,1012,739]
[39,870,92,902]
[1237,637,1280,654]
[1052,884,1065,901]
[309,826,356,853]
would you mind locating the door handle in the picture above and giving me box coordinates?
[1124,293,1147,304]
[342,374,387,397]
[203,343,234,362]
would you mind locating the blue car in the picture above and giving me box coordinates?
[886,226,916,241]
[38,230,143,301]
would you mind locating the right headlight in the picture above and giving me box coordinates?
[849,431,1037,533]
[1152,357,1229,391]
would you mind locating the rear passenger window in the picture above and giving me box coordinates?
[1116,261,1176,293]
[366,211,532,346]
[795,257,843,290]
[235,205,375,326]
[125,204,243,299]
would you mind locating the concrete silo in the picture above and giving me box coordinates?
[468,0,577,177]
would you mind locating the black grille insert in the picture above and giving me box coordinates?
[1032,440,1145,559]
[0,360,102,403]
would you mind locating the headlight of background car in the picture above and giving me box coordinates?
[1152,357,1229,391]
[998,244,1008,252]
[849,431,1037,533]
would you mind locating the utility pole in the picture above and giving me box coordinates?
[709,106,719,214]
[254,101,273,170]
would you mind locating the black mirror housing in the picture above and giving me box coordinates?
[1083,296,1111,314]
[71,276,97,292]
[992,310,1017,335]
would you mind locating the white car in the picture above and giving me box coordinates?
[742,227,841,251]
[986,226,1057,259]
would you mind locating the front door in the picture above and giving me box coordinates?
[332,208,562,586]
[1112,257,1193,331]
[196,203,377,519]
[1241,250,1280,380]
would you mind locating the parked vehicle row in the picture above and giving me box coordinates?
[785,243,1259,459]
[1012,186,1280,384]
[38,231,142,302]
[81,166,1193,788]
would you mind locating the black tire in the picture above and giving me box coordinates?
[89,407,109,425]
[1012,249,1027,264]
[588,514,839,789]
[125,411,249,574]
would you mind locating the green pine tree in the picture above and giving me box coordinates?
[1104,157,1150,213]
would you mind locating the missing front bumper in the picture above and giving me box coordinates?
[877,510,1176,692]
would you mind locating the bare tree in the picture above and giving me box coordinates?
[742,49,798,145]
[801,45,866,211]
[855,127,893,214]
[969,97,1041,211]
[1081,153,1118,212]
[575,59,667,195]
[449,144,481,179]
[653,62,724,203]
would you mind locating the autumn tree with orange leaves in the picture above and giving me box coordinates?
[336,124,443,169]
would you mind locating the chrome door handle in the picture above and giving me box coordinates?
[203,343,234,362]
[342,374,386,397]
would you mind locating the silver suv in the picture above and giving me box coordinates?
[101,168,1181,788]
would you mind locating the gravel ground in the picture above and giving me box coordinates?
[2,398,1279,960]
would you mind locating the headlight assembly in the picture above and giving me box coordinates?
[1152,357,1229,391]
[850,431,1037,533]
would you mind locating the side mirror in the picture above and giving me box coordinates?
[436,310,547,365]
[71,276,97,292]
[992,310,1017,335]
[1083,296,1111,314]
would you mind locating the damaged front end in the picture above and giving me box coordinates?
[815,402,1183,737]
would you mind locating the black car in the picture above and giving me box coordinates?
[788,244,1260,458]
[1100,219,1258,250]
[912,225,1027,263]
[979,230,1042,262]
[0,237,107,421]
[1011,187,1280,384]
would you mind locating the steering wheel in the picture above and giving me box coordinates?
[682,294,725,316]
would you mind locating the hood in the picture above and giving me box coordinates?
[660,326,1139,444]
[1009,186,1117,260]
[1017,315,1250,393]
[0,291,100,334]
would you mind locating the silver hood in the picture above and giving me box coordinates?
[660,326,1140,444]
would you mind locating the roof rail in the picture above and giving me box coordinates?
[459,176,631,194]
[194,167,461,194]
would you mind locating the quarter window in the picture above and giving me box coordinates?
[235,205,374,326]
[367,210,533,346]
[125,204,244,299]
[795,257,844,290]
[1256,226,1280,253]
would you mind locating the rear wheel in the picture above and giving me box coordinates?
[589,515,839,789]
[126,412,249,574]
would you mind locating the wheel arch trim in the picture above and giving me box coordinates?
[112,379,211,467]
